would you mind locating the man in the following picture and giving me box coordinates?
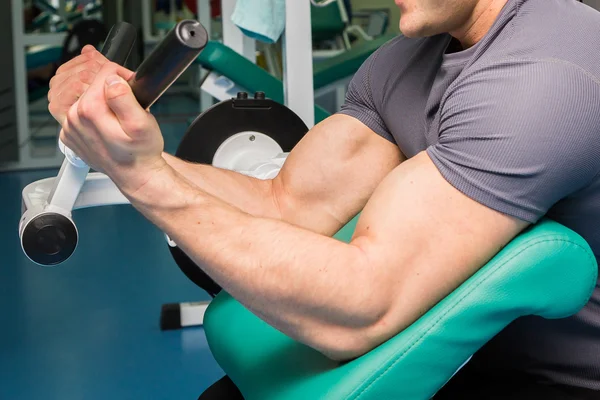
[48,0,600,398]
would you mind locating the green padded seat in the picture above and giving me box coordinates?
[204,219,597,400]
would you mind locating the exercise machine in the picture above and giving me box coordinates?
[160,91,312,329]
[196,32,396,119]
[20,19,209,266]
[16,15,598,400]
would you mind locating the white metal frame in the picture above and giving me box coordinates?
[221,0,256,61]
[283,0,315,128]
[21,172,129,213]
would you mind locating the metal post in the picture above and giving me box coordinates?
[221,0,256,61]
[10,0,29,163]
[283,0,315,128]
[198,0,214,110]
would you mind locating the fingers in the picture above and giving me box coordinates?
[48,46,134,125]
[54,48,108,77]
[48,76,89,125]
[104,74,154,139]
[48,65,98,105]
[81,45,96,54]
[50,58,103,93]
[60,108,86,159]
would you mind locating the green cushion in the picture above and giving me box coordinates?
[311,2,346,42]
[204,219,597,399]
[26,46,62,70]
[313,34,396,89]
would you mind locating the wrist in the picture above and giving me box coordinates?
[119,158,201,210]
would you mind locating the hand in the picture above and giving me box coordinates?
[48,45,134,125]
[60,60,167,195]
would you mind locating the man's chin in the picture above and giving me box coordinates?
[399,20,423,38]
[399,21,438,38]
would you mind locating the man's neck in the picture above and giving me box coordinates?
[450,0,509,49]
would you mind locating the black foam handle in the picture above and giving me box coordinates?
[128,20,208,109]
[101,22,137,64]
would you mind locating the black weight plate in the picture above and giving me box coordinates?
[176,97,308,163]
[169,97,309,294]
[61,19,107,64]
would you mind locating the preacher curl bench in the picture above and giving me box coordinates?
[18,20,598,400]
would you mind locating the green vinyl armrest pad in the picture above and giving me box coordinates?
[204,220,597,400]
[313,34,397,89]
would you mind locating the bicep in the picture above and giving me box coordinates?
[351,152,528,347]
[273,114,403,236]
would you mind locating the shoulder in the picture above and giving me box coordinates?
[439,58,600,176]
[447,57,600,113]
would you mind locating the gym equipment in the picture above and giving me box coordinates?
[26,19,119,103]
[196,33,396,121]
[31,0,103,31]
[60,19,107,64]
[157,94,312,331]
[203,220,597,399]
[165,93,309,300]
[20,20,209,266]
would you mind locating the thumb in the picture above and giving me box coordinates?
[105,74,149,134]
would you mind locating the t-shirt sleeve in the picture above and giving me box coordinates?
[338,48,395,143]
[427,59,600,223]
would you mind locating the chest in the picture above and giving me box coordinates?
[379,59,468,158]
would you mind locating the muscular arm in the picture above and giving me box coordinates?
[48,47,401,235]
[162,114,403,235]
[128,138,527,361]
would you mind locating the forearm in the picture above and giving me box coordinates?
[162,152,281,219]
[127,165,384,358]
[162,152,351,236]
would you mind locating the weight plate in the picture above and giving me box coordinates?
[61,19,107,64]
[169,97,309,294]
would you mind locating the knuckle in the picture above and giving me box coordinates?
[102,61,119,73]
[92,51,108,63]
[55,63,67,75]
[77,99,95,121]
[67,80,85,98]
[85,59,101,72]
[78,69,95,84]
[67,104,79,123]
[48,102,57,117]
[128,120,147,136]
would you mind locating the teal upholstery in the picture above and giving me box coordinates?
[204,219,597,399]
[311,2,346,42]
[196,42,330,124]
[26,46,62,70]
[313,34,395,89]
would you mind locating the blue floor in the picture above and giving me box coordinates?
[0,93,224,399]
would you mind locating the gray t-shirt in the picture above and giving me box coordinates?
[340,0,600,390]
